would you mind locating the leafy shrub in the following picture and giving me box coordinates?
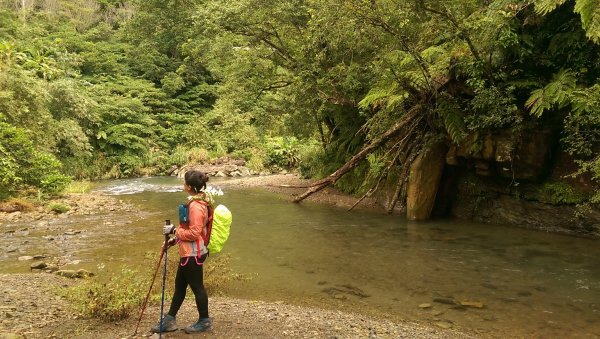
[537,182,587,205]
[264,136,300,170]
[64,268,146,321]
[187,147,210,164]
[297,140,327,178]
[0,122,71,198]
[48,202,70,214]
[63,254,247,322]
[64,180,93,194]
[40,173,72,197]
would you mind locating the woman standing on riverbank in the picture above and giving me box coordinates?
[152,170,213,334]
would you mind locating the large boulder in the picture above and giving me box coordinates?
[407,143,448,220]
[448,129,557,181]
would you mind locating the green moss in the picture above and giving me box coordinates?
[537,182,587,205]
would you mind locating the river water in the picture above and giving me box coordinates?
[4,176,600,338]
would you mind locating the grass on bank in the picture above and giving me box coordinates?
[62,253,248,322]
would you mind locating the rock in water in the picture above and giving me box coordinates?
[460,300,484,308]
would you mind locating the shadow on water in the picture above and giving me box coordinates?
[3,176,600,338]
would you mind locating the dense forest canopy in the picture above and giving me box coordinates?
[0,0,598,210]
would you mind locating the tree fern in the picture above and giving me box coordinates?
[534,0,568,15]
[437,94,466,144]
[535,0,600,43]
[359,82,408,111]
[574,0,600,43]
[525,69,577,117]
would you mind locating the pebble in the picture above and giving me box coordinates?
[460,301,484,308]
[435,321,452,329]
[18,256,34,261]
[419,303,432,309]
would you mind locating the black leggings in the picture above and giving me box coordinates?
[168,254,209,319]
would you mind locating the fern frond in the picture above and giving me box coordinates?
[574,0,600,43]
[525,69,577,117]
[534,0,568,15]
[437,95,466,144]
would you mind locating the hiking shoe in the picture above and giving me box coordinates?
[151,314,177,333]
[184,317,212,333]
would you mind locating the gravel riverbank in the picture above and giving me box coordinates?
[0,273,473,339]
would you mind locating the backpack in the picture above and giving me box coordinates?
[178,201,232,254]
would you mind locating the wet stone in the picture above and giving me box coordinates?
[30,262,47,270]
[460,300,484,308]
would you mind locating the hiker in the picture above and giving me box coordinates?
[151,170,212,334]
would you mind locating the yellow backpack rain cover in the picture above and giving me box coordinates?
[207,204,232,253]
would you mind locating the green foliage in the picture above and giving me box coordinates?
[437,94,467,144]
[63,254,246,321]
[64,180,93,194]
[64,267,146,321]
[536,181,588,205]
[48,202,70,213]
[526,69,577,117]
[0,0,598,205]
[0,122,71,199]
[535,0,600,42]
[297,140,327,178]
[264,136,300,170]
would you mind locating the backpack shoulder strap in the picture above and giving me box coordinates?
[190,200,214,246]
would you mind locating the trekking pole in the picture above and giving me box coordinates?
[133,225,169,336]
[159,219,171,339]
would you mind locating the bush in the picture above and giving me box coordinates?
[64,180,93,194]
[40,173,72,197]
[537,182,587,205]
[48,202,70,214]
[264,136,300,170]
[297,140,327,178]
[0,122,72,198]
[187,147,210,164]
[63,254,247,322]
[64,268,146,321]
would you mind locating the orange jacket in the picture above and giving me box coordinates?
[175,200,208,258]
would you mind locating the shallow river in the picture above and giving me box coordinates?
[5,177,600,337]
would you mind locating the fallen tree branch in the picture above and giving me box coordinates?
[294,106,422,203]
[348,145,404,211]
[266,184,311,188]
